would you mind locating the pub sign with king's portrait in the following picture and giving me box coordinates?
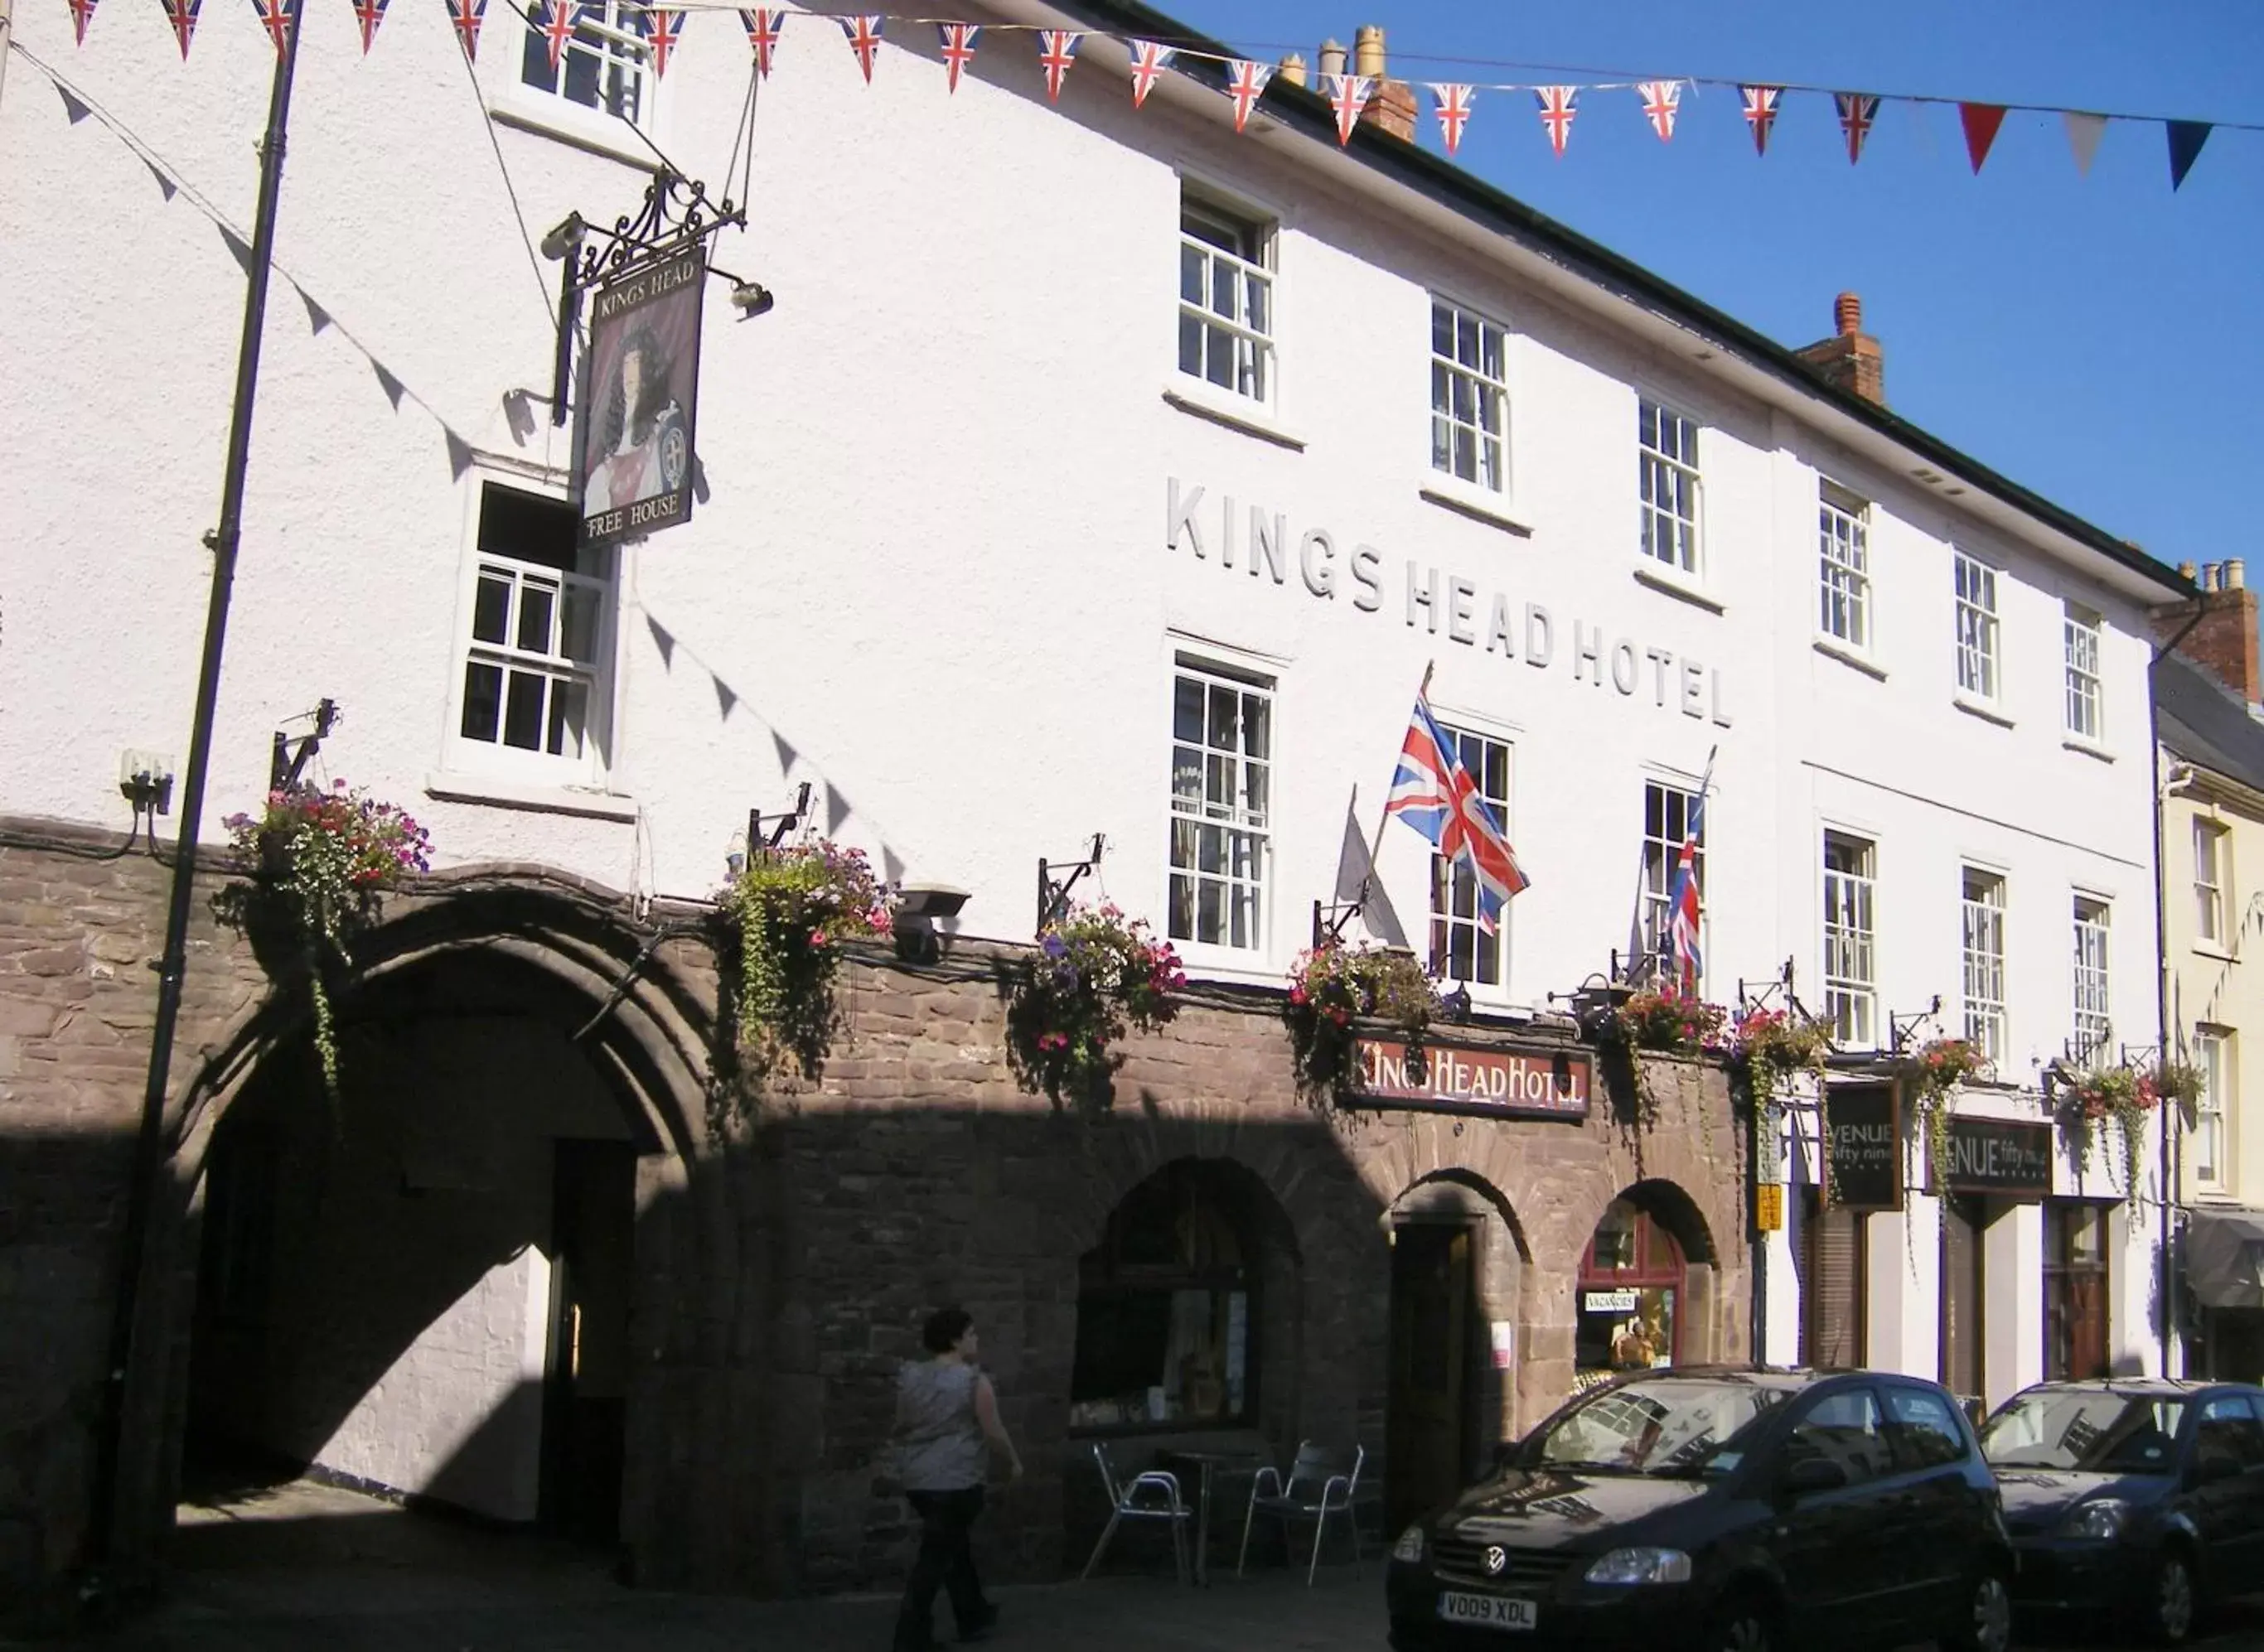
[577,246,704,550]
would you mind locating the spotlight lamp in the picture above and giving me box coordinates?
[730,280,776,320]
[539,212,587,263]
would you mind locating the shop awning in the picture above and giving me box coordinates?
[2185,1208,2264,1308]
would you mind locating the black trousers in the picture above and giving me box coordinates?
[895,1485,989,1648]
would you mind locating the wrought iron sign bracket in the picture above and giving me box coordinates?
[1736,956,1798,1016]
[1887,994,1943,1055]
[1036,834,1105,933]
[268,697,340,793]
[1312,887,1369,949]
[745,781,812,861]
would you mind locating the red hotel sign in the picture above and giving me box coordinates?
[1354,1039,1591,1121]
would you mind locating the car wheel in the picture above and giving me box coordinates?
[2142,1548,2198,1645]
[1700,1593,1773,1652]
[1943,1567,2013,1652]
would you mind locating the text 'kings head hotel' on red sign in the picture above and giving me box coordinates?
[1354,1039,1591,1121]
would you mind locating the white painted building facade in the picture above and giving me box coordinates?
[0,0,2185,1510]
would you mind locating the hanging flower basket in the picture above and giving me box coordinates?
[1284,941,1437,1104]
[1728,1006,1834,1118]
[1899,1036,1991,1200]
[2062,1064,2158,1194]
[1603,988,1729,1055]
[1005,901,1183,1108]
[223,780,432,1096]
[714,839,892,1078]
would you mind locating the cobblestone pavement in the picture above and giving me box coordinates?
[41,1481,2264,1651]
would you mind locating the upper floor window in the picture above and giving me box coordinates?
[1822,831,1877,1047]
[2072,896,2112,1063]
[1168,660,1271,951]
[1954,551,2000,701]
[450,481,614,779]
[2064,603,2104,741]
[1429,726,1512,989]
[1818,481,1871,649]
[1637,401,1700,575]
[1961,867,2007,1064]
[1640,780,1704,989]
[2196,817,2231,946]
[2195,1027,2231,1188]
[1430,300,1508,495]
[1178,192,1274,407]
[518,1,654,128]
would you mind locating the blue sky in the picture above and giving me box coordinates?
[1180,1,2261,573]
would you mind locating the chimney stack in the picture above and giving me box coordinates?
[2156,557,2263,708]
[1347,23,1417,141]
[1794,291,1887,408]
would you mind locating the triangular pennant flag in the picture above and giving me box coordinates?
[1328,73,1373,145]
[881,846,905,885]
[161,0,201,59]
[537,0,575,73]
[1036,30,1079,102]
[1958,103,2006,174]
[2063,110,2107,175]
[646,613,676,666]
[299,286,331,333]
[247,0,295,56]
[67,0,98,45]
[825,782,850,836]
[713,673,738,719]
[738,8,782,76]
[55,83,92,122]
[839,13,883,83]
[1637,80,1681,142]
[1126,39,1174,108]
[446,0,483,60]
[217,223,253,274]
[372,360,406,408]
[351,0,386,51]
[1224,59,1274,133]
[1739,85,1781,156]
[640,7,681,77]
[2168,121,2212,191]
[771,728,798,772]
[1534,85,1578,157]
[935,23,980,94]
[690,453,710,505]
[144,156,177,199]
[1834,92,1880,164]
[443,427,475,480]
[1428,84,1474,156]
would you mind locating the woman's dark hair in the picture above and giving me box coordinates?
[922,1307,974,1354]
[598,324,676,452]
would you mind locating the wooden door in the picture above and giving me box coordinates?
[541,1139,636,1542]
[1387,1225,1473,1533]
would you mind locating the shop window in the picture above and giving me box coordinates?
[1574,1199,1684,1387]
[2044,1202,2109,1380]
[1070,1162,1259,1432]
[1800,1192,1866,1369]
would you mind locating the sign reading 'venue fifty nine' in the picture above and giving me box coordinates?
[1353,1039,1591,1121]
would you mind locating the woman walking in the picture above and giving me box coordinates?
[893,1307,1023,1651]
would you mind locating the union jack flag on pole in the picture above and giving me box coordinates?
[1667,755,1713,996]
[1386,692,1530,931]
[738,7,783,76]
[1037,30,1080,101]
[1429,84,1474,156]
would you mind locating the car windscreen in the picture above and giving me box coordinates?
[1980,1390,2185,1473]
[1528,1379,1790,1477]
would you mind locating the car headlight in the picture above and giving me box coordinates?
[1584,1547,1694,1586]
[2060,1498,2130,1541]
[1391,1524,1426,1563]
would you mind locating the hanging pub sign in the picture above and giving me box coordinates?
[1823,1082,1901,1211]
[1928,1115,2054,1199]
[1352,1037,1590,1122]
[578,245,704,550]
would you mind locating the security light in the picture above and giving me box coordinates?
[730,280,775,320]
[539,212,586,262]
[896,883,970,921]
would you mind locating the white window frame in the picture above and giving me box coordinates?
[1639,780,1705,991]
[490,0,662,164]
[1430,297,1510,498]
[2064,602,2105,743]
[1637,399,1702,577]
[1425,722,1513,993]
[1818,481,1872,651]
[1953,550,2000,703]
[443,476,617,786]
[1166,657,1273,957]
[1822,831,1877,1048]
[1961,866,2008,1064]
[2072,895,2112,1065]
[1178,190,1276,413]
[2194,1027,2230,1190]
[2196,816,2230,948]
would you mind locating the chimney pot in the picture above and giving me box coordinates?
[1353,24,1385,80]
[1318,37,1347,78]
[1278,50,1307,87]
[2229,558,2247,591]
[2204,563,2223,591]
[2179,560,2199,582]
[1835,292,1862,337]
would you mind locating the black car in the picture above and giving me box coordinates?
[1385,1366,2014,1652]
[1981,1378,2264,1644]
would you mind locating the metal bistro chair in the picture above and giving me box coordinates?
[1237,1440,1366,1586]
[1081,1442,1193,1584]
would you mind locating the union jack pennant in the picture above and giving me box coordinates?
[1037,30,1080,102]
[1637,79,1681,142]
[160,0,201,57]
[248,0,295,56]
[1665,762,1711,996]
[839,13,883,82]
[351,0,386,53]
[67,0,97,44]
[445,0,483,60]
[738,7,782,75]
[641,7,681,76]
[1386,695,1531,932]
[1225,59,1273,133]
[1126,38,1173,108]
[1534,85,1578,157]
[1835,92,1880,164]
[1328,72,1372,145]
[535,0,575,73]
[1739,85,1781,156]
[935,23,980,93]
[1429,84,1474,156]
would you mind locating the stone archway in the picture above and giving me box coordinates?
[1569,1177,1726,1393]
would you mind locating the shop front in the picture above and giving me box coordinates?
[2184,1208,2264,1382]
[1929,1113,2054,1406]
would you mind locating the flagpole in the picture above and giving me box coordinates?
[90,4,303,1582]
[1362,663,1438,948]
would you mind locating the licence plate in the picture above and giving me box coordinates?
[1438,1591,1538,1630]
